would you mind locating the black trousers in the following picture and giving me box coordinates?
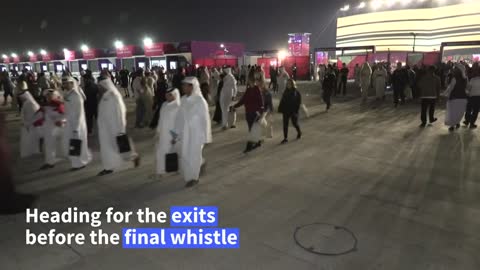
[246,112,258,131]
[85,109,97,134]
[338,77,347,95]
[420,98,436,124]
[464,96,480,125]
[322,90,332,109]
[282,113,301,139]
[393,86,405,104]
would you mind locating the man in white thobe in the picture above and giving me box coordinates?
[61,76,92,170]
[39,90,65,170]
[174,77,212,188]
[220,67,237,130]
[156,88,181,177]
[18,90,40,158]
[210,68,220,97]
[97,79,140,176]
[360,62,372,103]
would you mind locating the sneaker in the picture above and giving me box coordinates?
[97,170,113,176]
[455,124,460,129]
[39,164,55,170]
[281,139,288,144]
[470,124,477,129]
[297,132,302,139]
[448,126,455,132]
[133,156,141,168]
[185,180,199,188]
[419,123,426,128]
[463,120,469,126]
[70,166,86,172]
[430,118,437,124]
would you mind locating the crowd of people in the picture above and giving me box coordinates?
[1,58,479,200]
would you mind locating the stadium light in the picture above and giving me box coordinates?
[220,43,225,48]
[340,4,350,11]
[27,51,34,57]
[143,37,153,47]
[278,50,288,60]
[81,44,89,52]
[358,2,366,9]
[370,0,384,9]
[11,53,17,58]
[2,54,8,59]
[40,49,47,56]
[114,40,124,49]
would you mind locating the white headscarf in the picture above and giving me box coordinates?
[182,76,202,97]
[166,88,181,107]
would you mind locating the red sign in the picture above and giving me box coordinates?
[29,54,38,62]
[42,53,53,62]
[13,56,20,63]
[64,50,76,61]
[3,57,10,64]
[82,49,98,60]
[144,42,164,57]
[116,45,136,58]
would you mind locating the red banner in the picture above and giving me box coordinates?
[144,42,164,57]
[13,56,20,63]
[42,53,53,62]
[64,50,76,61]
[82,49,98,60]
[116,45,136,58]
[3,57,10,64]
[29,54,38,62]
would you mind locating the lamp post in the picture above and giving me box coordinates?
[410,32,417,53]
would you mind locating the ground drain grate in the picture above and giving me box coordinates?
[294,223,358,256]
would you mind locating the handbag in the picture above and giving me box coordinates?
[69,139,82,157]
[165,152,179,173]
[116,134,132,154]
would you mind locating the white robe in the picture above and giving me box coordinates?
[444,78,468,126]
[211,70,220,98]
[97,79,132,171]
[277,69,290,94]
[174,78,212,182]
[156,89,181,175]
[19,92,41,158]
[42,104,65,165]
[220,72,237,128]
[373,67,387,98]
[360,63,372,101]
[63,87,92,168]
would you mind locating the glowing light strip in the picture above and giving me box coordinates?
[337,25,480,39]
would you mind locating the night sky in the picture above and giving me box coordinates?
[1,0,340,54]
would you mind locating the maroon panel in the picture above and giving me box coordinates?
[144,43,165,57]
[116,45,136,58]
[423,52,440,66]
[64,50,76,61]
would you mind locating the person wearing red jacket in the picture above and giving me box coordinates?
[234,75,264,153]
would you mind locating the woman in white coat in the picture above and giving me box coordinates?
[220,67,237,130]
[155,88,181,177]
[97,79,140,176]
[373,64,387,100]
[61,76,92,170]
[18,90,40,158]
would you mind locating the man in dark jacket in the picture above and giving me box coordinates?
[322,65,336,111]
[417,66,441,127]
[338,63,349,96]
[391,62,408,106]
[278,79,302,144]
[83,70,99,135]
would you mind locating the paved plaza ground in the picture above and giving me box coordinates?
[1,82,479,269]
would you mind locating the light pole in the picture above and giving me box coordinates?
[410,32,417,53]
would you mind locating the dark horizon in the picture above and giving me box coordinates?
[0,0,340,54]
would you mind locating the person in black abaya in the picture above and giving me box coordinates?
[83,70,99,135]
[212,73,225,124]
[150,74,169,129]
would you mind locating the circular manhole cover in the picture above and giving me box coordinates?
[294,223,358,256]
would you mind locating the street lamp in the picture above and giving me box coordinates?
[40,49,47,56]
[143,37,153,47]
[114,40,124,49]
[27,51,34,57]
[410,32,417,52]
[220,43,225,48]
[81,44,89,52]
[2,54,8,59]
[11,53,17,58]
